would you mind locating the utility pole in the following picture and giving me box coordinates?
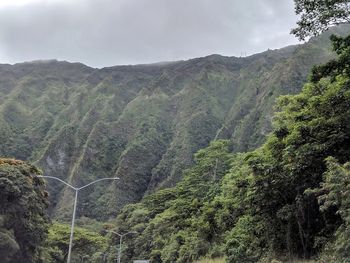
[37,175,119,263]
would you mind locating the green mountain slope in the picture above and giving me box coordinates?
[111,31,350,263]
[0,26,349,220]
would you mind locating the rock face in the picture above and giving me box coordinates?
[0,26,348,220]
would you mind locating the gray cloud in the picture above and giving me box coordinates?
[0,0,299,68]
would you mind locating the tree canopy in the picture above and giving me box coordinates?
[0,159,49,263]
[41,223,108,263]
[113,32,350,262]
[292,0,350,40]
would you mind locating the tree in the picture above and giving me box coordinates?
[291,0,350,40]
[0,217,19,263]
[223,32,350,261]
[112,140,234,263]
[315,158,350,262]
[310,34,350,82]
[0,158,49,263]
[41,223,108,263]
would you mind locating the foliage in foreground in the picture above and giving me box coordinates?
[113,34,350,262]
[41,223,108,263]
[292,0,350,40]
[315,158,350,263]
[0,159,49,263]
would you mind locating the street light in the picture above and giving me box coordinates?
[101,252,117,263]
[102,252,109,263]
[105,229,137,263]
[79,254,89,263]
[36,175,119,263]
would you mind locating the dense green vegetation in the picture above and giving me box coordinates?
[111,33,350,262]
[1,26,348,220]
[315,158,350,262]
[1,2,350,262]
[292,0,350,40]
[41,223,108,263]
[0,159,49,263]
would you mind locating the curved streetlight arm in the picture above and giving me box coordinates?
[105,229,137,237]
[36,175,119,191]
[105,230,122,237]
[36,175,120,263]
[121,231,137,237]
[105,230,137,263]
[36,175,77,190]
[77,177,119,190]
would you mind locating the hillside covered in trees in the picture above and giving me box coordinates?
[0,159,49,263]
[1,26,348,263]
[1,25,349,221]
[111,31,350,262]
[1,0,350,262]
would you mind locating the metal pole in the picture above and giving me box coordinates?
[67,189,78,263]
[105,230,136,263]
[36,175,119,263]
[118,235,122,263]
[103,253,109,263]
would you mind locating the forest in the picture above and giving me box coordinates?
[1,0,350,262]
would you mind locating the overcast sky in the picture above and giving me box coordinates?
[0,0,300,68]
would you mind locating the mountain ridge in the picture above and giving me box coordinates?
[0,48,294,69]
[1,25,349,220]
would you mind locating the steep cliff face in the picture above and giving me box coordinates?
[0,26,348,220]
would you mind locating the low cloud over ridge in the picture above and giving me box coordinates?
[0,0,299,67]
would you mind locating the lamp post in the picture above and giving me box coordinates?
[105,230,137,263]
[79,254,89,263]
[102,252,109,263]
[36,175,119,263]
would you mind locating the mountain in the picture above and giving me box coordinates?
[0,25,349,220]
[112,30,350,262]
